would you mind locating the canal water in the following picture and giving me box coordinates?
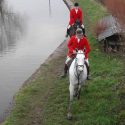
[0,0,68,119]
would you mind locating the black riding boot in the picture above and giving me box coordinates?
[61,64,68,78]
[87,66,90,80]
[66,28,70,37]
[85,62,90,80]
[81,27,86,37]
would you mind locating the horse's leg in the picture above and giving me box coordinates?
[74,85,78,97]
[77,85,82,100]
[67,84,74,120]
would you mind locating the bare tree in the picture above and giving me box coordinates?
[0,0,24,53]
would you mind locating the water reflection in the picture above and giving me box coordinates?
[0,0,68,121]
[49,0,51,16]
[0,0,24,55]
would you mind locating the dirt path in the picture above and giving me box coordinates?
[25,40,67,125]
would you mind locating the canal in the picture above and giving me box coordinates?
[0,0,68,119]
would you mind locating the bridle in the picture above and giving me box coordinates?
[70,20,81,37]
[73,20,81,29]
[74,53,85,85]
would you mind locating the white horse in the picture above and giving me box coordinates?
[67,50,88,120]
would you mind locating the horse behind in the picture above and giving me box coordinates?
[67,50,88,120]
[69,20,81,37]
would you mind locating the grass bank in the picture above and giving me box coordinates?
[2,0,125,125]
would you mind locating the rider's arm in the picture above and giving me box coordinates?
[67,37,74,53]
[84,38,90,58]
[69,9,74,25]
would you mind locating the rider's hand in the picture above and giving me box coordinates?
[73,50,77,54]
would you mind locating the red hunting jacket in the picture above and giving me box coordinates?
[69,8,83,25]
[67,36,90,59]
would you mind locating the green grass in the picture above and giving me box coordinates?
[2,0,125,125]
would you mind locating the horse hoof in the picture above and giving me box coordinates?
[67,113,72,120]
[77,94,80,99]
[77,95,80,100]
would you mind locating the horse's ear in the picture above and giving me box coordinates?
[75,48,78,52]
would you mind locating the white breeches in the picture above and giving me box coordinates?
[65,57,72,64]
[81,24,85,29]
[85,58,89,66]
[67,25,71,29]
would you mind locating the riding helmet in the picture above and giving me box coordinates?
[74,2,79,7]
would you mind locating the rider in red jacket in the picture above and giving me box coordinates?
[62,28,90,79]
[67,34,90,59]
[69,5,82,26]
[66,2,85,37]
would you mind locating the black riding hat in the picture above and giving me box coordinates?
[74,2,79,7]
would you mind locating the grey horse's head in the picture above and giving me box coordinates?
[75,50,85,72]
